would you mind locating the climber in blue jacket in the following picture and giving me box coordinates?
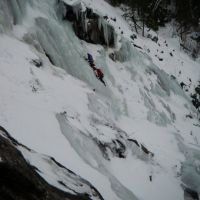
[87,53,94,67]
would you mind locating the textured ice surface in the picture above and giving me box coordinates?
[56,113,139,200]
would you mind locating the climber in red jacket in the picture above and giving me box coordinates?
[94,68,106,86]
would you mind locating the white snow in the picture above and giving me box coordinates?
[0,0,200,200]
[0,35,120,200]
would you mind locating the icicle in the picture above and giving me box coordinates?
[114,38,133,62]
[73,5,79,21]
[84,17,88,33]
[114,32,118,48]
[9,0,22,24]
[56,0,66,21]
[0,0,12,32]
[80,11,87,32]
[98,17,110,46]
[80,2,86,12]
[10,0,27,24]
[103,21,109,46]
[98,16,102,30]
[0,0,28,32]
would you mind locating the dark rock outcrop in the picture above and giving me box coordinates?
[130,34,137,40]
[184,187,199,200]
[94,135,154,161]
[91,120,154,160]
[31,59,43,68]
[94,138,126,160]
[61,1,115,47]
[109,52,116,62]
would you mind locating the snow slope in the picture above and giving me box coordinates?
[0,0,200,199]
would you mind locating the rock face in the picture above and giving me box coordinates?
[87,118,154,161]
[184,187,199,200]
[191,84,200,112]
[61,1,115,47]
[0,126,103,200]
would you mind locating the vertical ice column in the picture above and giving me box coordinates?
[98,17,112,46]
[0,0,13,32]
[9,0,27,25]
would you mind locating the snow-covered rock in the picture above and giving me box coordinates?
[0,126,103,200]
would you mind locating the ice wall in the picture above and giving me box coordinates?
[113,37,195,125]
[0,0,120,118]
[176,134,200,197]
[1,1,200,199]
[56,113,139,200]
[0,1,105,88]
